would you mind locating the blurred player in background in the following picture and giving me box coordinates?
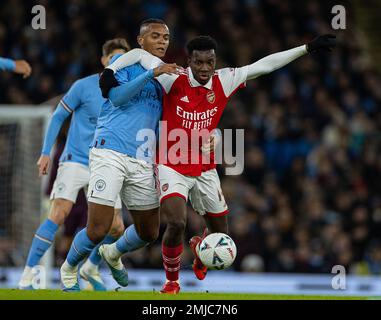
[18,38,130,291]
[59,19,181,291]
[98,34,336,293]
[0,57,32,78]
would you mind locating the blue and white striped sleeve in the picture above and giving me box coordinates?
[60,79,83,113]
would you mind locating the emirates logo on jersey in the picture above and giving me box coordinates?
[206,91,215,104]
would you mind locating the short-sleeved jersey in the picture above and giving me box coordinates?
[158,67,247,176]
[60,73,105,165]
[92,63,163,161]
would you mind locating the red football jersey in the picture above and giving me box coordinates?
[157,67,247,176]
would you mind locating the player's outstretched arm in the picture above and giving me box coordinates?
[246,34,336,80]
[245,45,307,80]
[0,57,16,72]
[218,35,336,97]
[0,57,32,78]
[14,60,32,78]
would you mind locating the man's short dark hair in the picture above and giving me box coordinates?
[102,38,130,56]
[140,18,167,34]
[186,36,218,55]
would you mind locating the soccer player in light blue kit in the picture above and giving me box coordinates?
[0,57,32,78]
[18,39,130,291]
[60,19,180,291]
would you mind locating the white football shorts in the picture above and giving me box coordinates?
[50,161,122,209]
[87,148,159,211]
[156,164,228,217]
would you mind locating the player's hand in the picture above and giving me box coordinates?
[201,136,215,155]
[307,34,336,54]
[37,155,51,177]
[99,68,119,98]
[14,60,32,78]
[201,134,221,155]
[153,63,183,77]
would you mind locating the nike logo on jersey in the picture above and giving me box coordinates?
[180,95,189,102]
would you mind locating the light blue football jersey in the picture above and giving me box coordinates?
[41,54,124,166]
[92,63,163,162]
[59,73,105,165]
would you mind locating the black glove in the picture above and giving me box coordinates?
[99,68,119,98]
[307,34,336,54]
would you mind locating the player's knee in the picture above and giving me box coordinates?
[167,220,186,236]
[49,199,72,225]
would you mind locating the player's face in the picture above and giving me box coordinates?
[101,48,127,67]
[138,23,170,58]
[188,50,216,85]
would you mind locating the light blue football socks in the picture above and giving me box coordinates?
[115,225,147,254]
[89,234,118,266]
[66,228,96,267]
[26,219,58,267]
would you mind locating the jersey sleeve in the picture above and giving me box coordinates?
[0,57,15,71]
[107,48,179,93]
[108,48,163,72]
[109,70,155,107]
[217,45,308,97]
[217,67,248,97]
[157,74,179,93]
[245,45,307,80]
[108,53,123,65]
[41,104,71,156]
[60,79,83,112]
[114,66,130,85]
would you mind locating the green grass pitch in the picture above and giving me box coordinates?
[0,289,370,300]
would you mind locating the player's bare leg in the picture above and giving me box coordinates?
[160,197,187,294]
[204,215,228,234]
[86,202,115,242]
[80,209,124,291]
[49,199,75,224]
[189,214,229,281]
[129,208,160,243]
[99,208,159,287]
[19,198,74,290]
[109,210,125,237]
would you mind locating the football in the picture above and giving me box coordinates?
[198,233,237,270]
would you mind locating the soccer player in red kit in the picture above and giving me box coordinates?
[100,34,336,294]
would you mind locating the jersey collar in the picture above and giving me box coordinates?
[187,67,213,90]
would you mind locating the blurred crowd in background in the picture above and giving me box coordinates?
[0,0,381,275]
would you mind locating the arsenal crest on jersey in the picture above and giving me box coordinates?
[206,90,215,103]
